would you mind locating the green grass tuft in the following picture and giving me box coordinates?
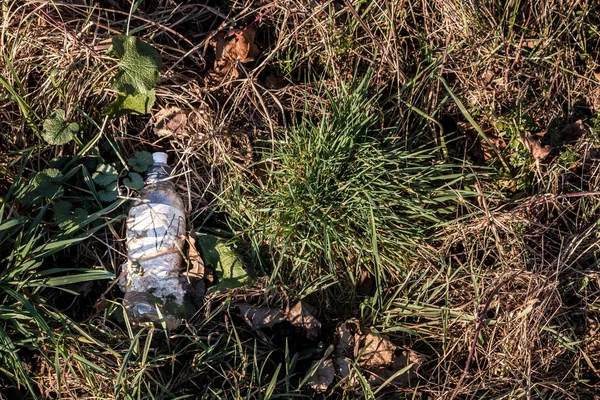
[223,74,477,296]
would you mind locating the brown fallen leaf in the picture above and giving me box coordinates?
[209,31,227,63]
[309,359,335,393]
[333,319,360,384]
[186,233,204,279]
[457,121,505,162]
[333,356,352,379]
[236,303,286,330]
[224,28,259,62]
[209,28,259,78]
[181,231,206,307]
[332,320,424,388]
[335,319,359,356]
[154,107,188,137]
[357,332,396,370]
[523,134,552,162]
[287,301,321,340]
[356,331,424,386]
[235,301,321,339]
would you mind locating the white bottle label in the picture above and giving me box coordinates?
[126,202,186,261]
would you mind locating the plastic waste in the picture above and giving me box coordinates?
[120,152,190,329]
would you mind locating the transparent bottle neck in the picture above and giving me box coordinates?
[145,164,173,184]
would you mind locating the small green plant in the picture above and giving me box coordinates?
[42,109,80,145]
[93,163,119,202]
[127,150,154,172]
[197,233,253,292]
[103,35,161,117]
[123,172,144,190]
[14,168,64,205]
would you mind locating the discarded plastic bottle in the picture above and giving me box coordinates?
[120,152,189,329]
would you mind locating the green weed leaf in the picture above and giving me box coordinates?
[103,91,155,117]
[92,164,118,187]
[128,151,153,173]
[53,199,72,218]
[98,182,118,202]
[123,172,144,190]
[197,234,220,267]
[104,35,160,116]
[16,168,64,205]
[199,234,252,292]
[110,35,160,95]
[42,109,79,145]
[53,200,87,229]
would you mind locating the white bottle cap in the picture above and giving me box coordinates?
[152,152,168,165]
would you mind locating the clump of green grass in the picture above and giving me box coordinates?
[223,75,477,296]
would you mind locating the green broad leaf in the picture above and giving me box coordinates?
[98,181,118,202]
[49,156,69,170]
[109,35,161,95]
[104,35,160,117]
[53,200,72,220]
[123,172,144,190]
[53,200,87,229]
[16,168,64,205]
[199,234,252,292]
[127,151,153,173]
[42,109,79,145]
[103,91,155,117]
[197,234,220,267]
[92,164,118,187]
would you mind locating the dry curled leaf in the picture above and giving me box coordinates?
[209,28,259,78]
[334,356,353,380]
[357,332,424,386]
[309,359,335,393]
[185,232,205,279]
[334,320,424,388]
[235,301,321,339]
[224,28,259,63]
[287,301,321,340]
[236,303,286,330]
[357,332,397,371]
[335,319,359,356]
[154,107,188,137]
[333,319,360,383]
[524,134,552,162]
[181,231,207,307]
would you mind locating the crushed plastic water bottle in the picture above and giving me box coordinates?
[120,152,190,329]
